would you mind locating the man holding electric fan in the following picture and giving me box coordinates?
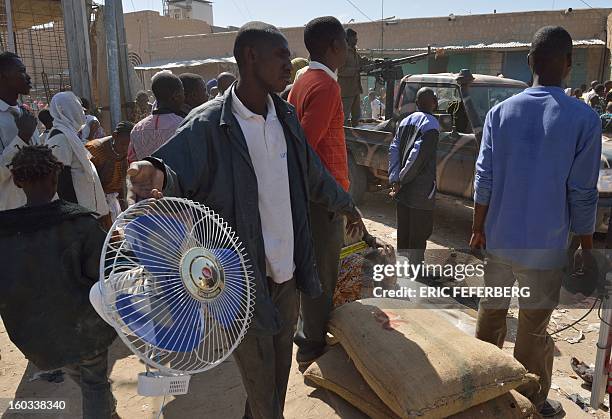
[127,21,370,419]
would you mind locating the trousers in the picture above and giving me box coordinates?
[396,202,434,264]
[475,253,562,409]
[63,350,114,419]
[233,278,298,419]
[294,203,345,363]
[342,95,362,126]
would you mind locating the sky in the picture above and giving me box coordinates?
[121,0,610,28]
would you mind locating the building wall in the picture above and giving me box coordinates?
[123,11,211,65]
[190,2,213,24]
[126,8,612,83]
[167,5,183,19]
[586,47,607,84]
[471,52,504,78]
[357,8,609,51]
[168,2,213,25]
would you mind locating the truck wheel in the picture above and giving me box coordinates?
[348,153,367,204]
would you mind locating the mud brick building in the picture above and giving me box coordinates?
[126,7,612,90]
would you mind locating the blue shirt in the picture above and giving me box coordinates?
[474,86,602,268]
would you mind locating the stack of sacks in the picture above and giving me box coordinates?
[305,298,539,419]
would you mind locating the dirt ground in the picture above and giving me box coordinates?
[0,191,609,418]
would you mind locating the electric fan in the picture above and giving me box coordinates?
[93,197,254,397]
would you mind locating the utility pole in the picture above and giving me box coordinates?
[115,0,133,106]
[61,0,93,103]
[380,0,384,58]
[4,0,15,52]
[104,1,121,129]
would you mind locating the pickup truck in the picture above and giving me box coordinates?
[345,70,611,233]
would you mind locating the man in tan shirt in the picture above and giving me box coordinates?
[338,29,371,126]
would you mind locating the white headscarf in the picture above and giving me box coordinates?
[49,92,92,176]
[49,92,109,217]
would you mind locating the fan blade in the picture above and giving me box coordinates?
[124,215,187,276]
[211,248,246,328]
[116,290,204,353]
[101,198,255,374]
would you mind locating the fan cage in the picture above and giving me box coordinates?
[99,198,254,375]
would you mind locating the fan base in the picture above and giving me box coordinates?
[137,372,191,396]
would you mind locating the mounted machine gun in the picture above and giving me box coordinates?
[361,46,434,120]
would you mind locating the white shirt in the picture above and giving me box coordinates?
[584,89,596,104]
[230,87,295,284]
[0,99,39,211]
[307,61,338,81]
[371,97,385,119]
[46,131,109,217]
[294,61,338,83]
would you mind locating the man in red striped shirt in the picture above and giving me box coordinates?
[288,16,350,369]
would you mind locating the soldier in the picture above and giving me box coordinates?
[338,29,372,126]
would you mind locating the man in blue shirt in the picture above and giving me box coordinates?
[389,88,440,264]
[471,26,602,417]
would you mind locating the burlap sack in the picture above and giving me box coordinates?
[304,345,538,419]
[328,298,531,418]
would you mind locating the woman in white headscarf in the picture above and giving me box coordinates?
[46,92,110,227]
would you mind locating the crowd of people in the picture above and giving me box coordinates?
[566,79,612,132]
[0,16,609,419]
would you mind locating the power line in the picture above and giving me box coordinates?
[240,0,254,19]
[229,0,248,20]
[344,0,374,22]
[576,0,609,18]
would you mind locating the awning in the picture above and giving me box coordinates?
[134,57,237,71]
[362,39,606,54]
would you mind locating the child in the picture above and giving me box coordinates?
[0,145,117,418]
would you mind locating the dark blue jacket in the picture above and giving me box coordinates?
[150,91,357,335]
[0,201,116,370]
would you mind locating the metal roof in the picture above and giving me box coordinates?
[134,57,237,71]
[362,39,606,54]
[402,73,529,87]
[168,0,212,4]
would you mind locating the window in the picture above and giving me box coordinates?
[430,87,460,113]
[397,84,460,116]
[469,86,525,122]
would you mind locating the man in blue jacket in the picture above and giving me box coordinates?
[471,26,602,417]
[389,87,439,266]
[127,21,364,419]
